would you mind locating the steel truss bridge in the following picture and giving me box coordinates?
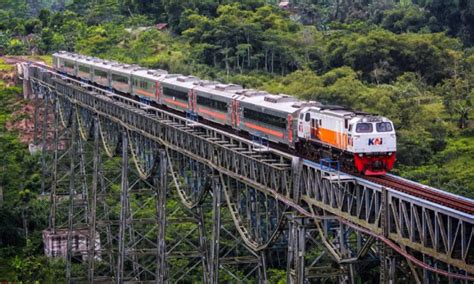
[21,63,474,283]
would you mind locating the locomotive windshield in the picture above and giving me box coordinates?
[356,123,373,133]
[376,122,393,132]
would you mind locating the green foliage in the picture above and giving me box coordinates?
[267,268,286,283]
[6,38,27,55]
[398,136,474,198]
[183,3,300,75]
[379,5,430,33]
[8,240,66,282]
[0,58,14,72]
[326,29,461,84]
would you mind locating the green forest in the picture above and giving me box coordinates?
[0,0,474,281]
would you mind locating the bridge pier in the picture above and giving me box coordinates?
[155,149,168,283]
[116,130,128,283]
[286,214,307,284]
[87,116,100,282]
[208,176,221,283]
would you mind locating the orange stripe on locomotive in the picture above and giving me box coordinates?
[311,127,348,150]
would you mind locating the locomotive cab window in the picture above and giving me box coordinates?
[376,122,393,132]
[305,113,310,122]
[356,123,373,133]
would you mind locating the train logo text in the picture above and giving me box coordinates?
[368,138,383,146]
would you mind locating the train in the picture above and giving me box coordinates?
[52,51,397,175]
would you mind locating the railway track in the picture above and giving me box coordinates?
[361,174,474,215]
[12,57,474,215]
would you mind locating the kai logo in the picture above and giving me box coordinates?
[368,138,383,146]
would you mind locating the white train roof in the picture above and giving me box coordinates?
[194,82,243,99]
[132,69,168,81]
[52,52,393,122]
[161,74,200,90]
[108,63,143,76]
[310,107,355,118]
[238,93,302,114]
[76,55,95,66]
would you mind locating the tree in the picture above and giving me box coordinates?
[380,5,429,33]
[438,74,473,129]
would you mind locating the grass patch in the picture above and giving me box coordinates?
[0,58,14,72]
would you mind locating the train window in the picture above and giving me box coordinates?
[243,108,286,129]
[320,119,322,126]
[64,61,75,69]
[356,123,373,133]
[376,122,393,132]
[344,119,349,129]
[311,119,317,128]
[305,113,310,122]
[163,86,188,101]
[197,96,227,112]
[95,69,108,78]
[348,124,353,132]
[78,65,90,74]
[299,113,303,119]
[112,73,128,84]
[137,80,149,89]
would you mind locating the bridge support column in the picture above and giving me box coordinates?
[88,116,99,282]
[156,149,168,283]
[380,187,396,283]
[117,130,128,284]
[380,244,396,284]
[287,214,307,284]
[65,114,78,283]
[48,98,60,233]
[196,205,210,284]
[258,251,268,284]
[39,88,50,195]
[209,176,221,283]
